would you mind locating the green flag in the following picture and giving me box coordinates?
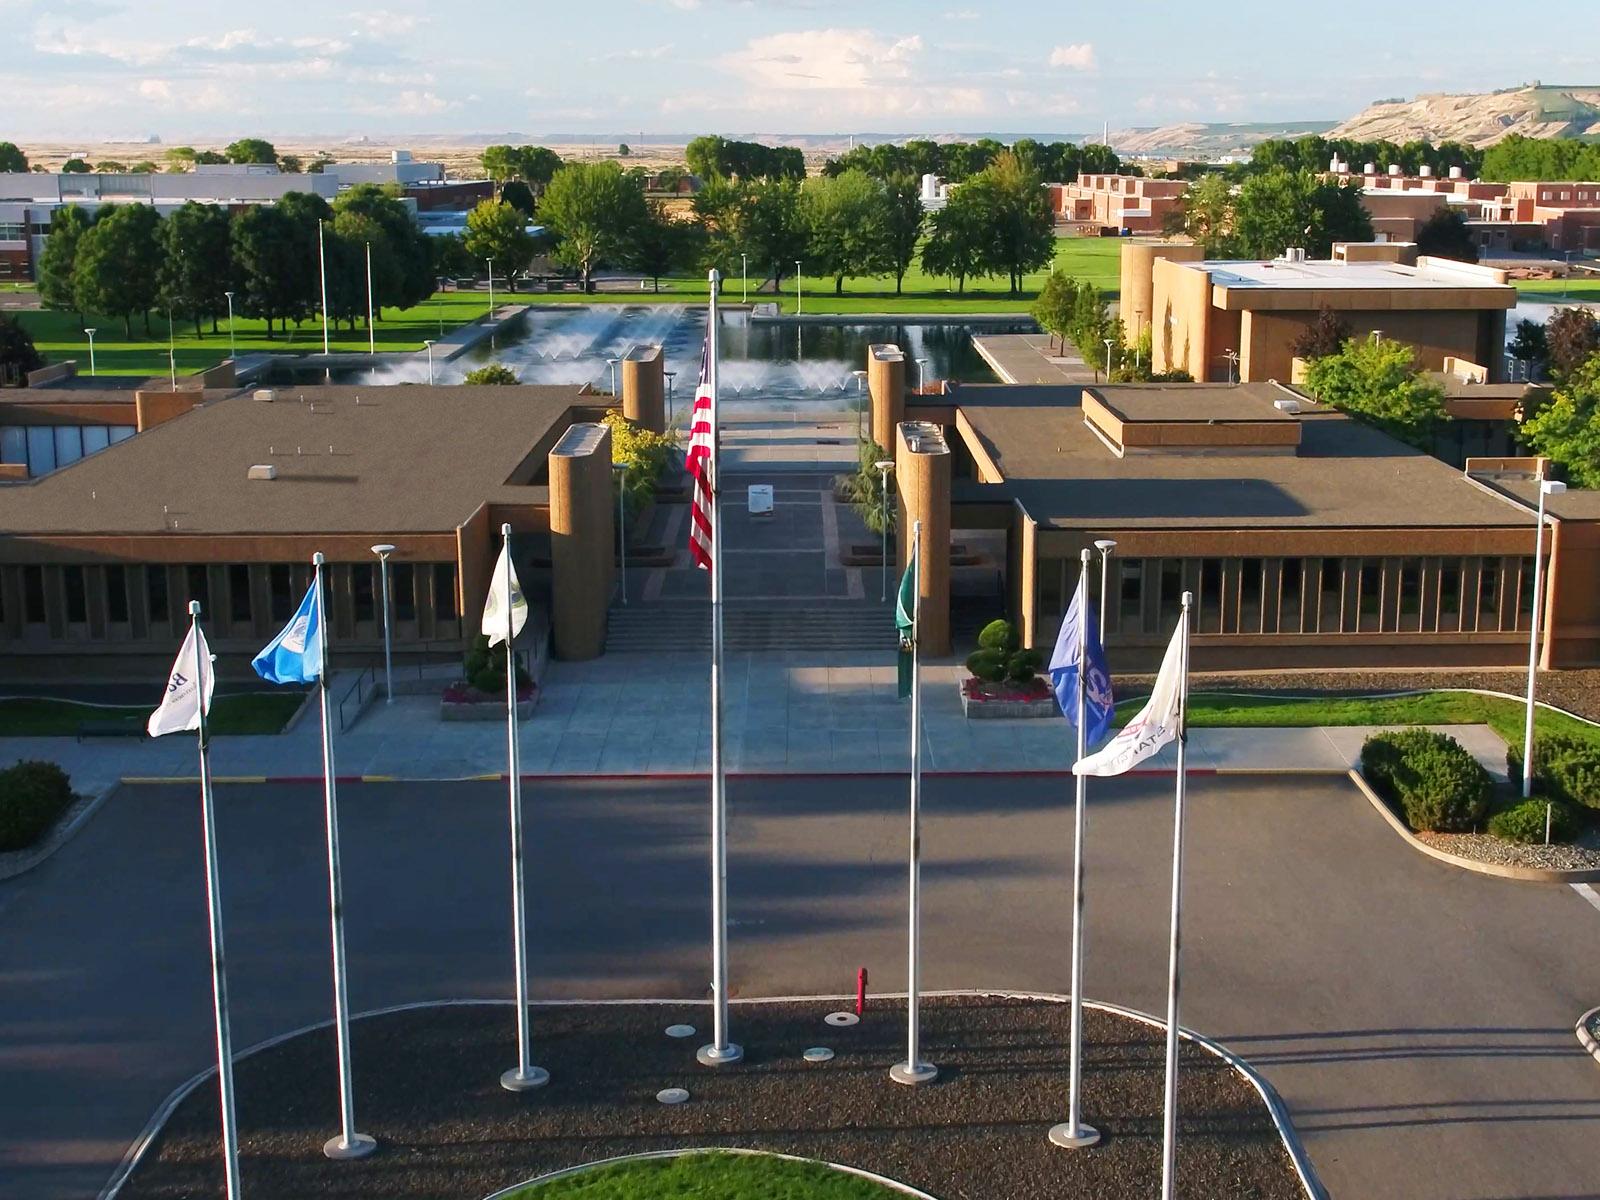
[896,546,917,700]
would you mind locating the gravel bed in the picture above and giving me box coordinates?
[117,997,1305,1200]
[1415,826,1600,871]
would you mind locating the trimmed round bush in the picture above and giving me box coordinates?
[1360,729,1492,832]
[1006,649,1043,682]
[1507,734,1600,811]
[965,649,1007,682]
[1488,798,1581,845]
[0,760,74,852]
[977,619,1017,653]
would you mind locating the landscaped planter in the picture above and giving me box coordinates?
[440,681,538,722]
[960,676,1059,720]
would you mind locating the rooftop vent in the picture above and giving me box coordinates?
[247,464,277,481]
[1273,398,1301,415]
[253,388,277,402]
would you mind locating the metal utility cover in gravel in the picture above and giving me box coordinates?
[116,997,1305,1200]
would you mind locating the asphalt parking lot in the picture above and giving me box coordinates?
[1,773,1597,1199]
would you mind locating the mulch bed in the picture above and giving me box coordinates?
[118,997,1303,1200]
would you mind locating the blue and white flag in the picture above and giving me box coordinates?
[252,578,323,685]
[1049,571,1114,745]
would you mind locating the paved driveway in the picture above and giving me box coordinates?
[1,775,1596,1199]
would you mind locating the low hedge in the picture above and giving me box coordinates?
[1488,798,1582,845]
[0,760,74,852]
[1506,733,1600,811]
[1360,729,1492,833]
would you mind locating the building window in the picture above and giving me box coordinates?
[1199,559,1223,632]
[393,563,416,622]
[1398,561,1422,630]
[64,566,87,624]
[23,565,45,624]
[229,564,252,624]
[147,566,169,623]
[1280,559,1304,633]
[106,565,129,623]
[0,223,25,240]
[1358,559,1383,632]
[354,563,375,624]
[269,565,293,621]
[434,564,458,621]
[1239,558,1264,633]
[1479,561,1501,625]
[1438,561,1461,631]
[1319,558,1343,632]
[186,565,209,614]
[1118,560,1143,632]
[1158,561,1183,626]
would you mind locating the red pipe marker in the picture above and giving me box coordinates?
[856,967,868,1016]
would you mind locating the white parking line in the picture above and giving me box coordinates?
[1573,883,1600,915]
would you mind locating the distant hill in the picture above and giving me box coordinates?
[1330,85,1600,147]
[1110,121,1336,159]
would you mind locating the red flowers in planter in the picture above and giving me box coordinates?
[962,676,1052,704]
[442,681,537,706]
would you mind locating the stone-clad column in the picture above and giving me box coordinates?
[895,420,951,656]
[548,422,615,660]
[621,345,665,433]
[869,344,907,451]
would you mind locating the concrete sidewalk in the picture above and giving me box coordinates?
[0,652,1510,791]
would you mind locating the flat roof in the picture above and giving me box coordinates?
[1087,382,1301,424]
[956,384,1532,531]
[0,385,591,536]
[1196,258,1508,292]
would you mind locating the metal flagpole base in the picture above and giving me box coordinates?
[322,1132,377,1160]
[1048,1122,1101,1149]
[889,1060,939,1086]
[696,1042,744,1067]
[500,1065,551,1092]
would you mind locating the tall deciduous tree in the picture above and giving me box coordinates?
[877,174,925,295]
[224,138,278,165]
[0,142,29,173]
[1169,174,1236,255]
[37,205,93,323]
[1521,354,1600,487]
[1415,208,1479,263]
[628,200,701,292]
[1302,335,1446,450]
[232,206,307,337]
[463,199,534,277]
[73,204,163,337]
[740,179,807,293]
[160,202,234,336]
[1545,307,1600,382]
[972,152,1055,296]
[920,194,987,294]
[801,169,884,294]
[1030,266,1077,352]
[537,161,648,292]
[332,183,434,314]
[1231,169,1372,259]
[0,313,43,385]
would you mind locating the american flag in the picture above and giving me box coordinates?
[686,342,714,572]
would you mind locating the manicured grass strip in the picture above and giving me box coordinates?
[504,1151,905,1199]
[1512,277,1600,303]
[1115,690,1600,751]
[0,692,304,736]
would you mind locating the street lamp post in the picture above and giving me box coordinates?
[1223,349,1239,384]
[665,370,677,430]
[364,242,375,355]
[741,253,748,304]
[1103,338,1114,381]
[852,369,868,439]
[167,306,177,390]
[914,357,929,393]
[224,291,236,359]
[874,459,896,602]
[1094,539,1117,643]
[795,261,802,314]
[370,545,396,704]
[423,340,435,385]
[1523,474,1567,801]
[85,328,97,377]
[486,258,495,319]
[614,463,629,605]
[1134,308,1145,369]
[607,356,622,397]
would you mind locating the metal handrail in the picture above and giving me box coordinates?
[336,665,376,732]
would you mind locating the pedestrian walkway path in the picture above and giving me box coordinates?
[0,652,1509,792]
[971,332,1099,385]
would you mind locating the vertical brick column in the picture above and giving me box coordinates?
[868,344,906,452]
[895,420,951,656]
[621,345,665,433]
[548,422,615,660]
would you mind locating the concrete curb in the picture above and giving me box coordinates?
[97,991,1322,1200]
[1346,769,1600,883]
[479,1148,940,1199]
[0,784,117,883]
[1577,1005,1600,1066]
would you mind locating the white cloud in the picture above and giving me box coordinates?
[723,28,923,91]
[136,78,170,100]
[599,43,674,62]
[1048,43,1096,71]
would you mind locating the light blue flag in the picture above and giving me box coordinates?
[1048,573,1115,744]
[252,579,323,685]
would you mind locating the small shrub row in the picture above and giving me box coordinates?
[1360,729,1492,833]
[1487,798,1582,845]
[1506,733,1600,811]
[0,760,73,852]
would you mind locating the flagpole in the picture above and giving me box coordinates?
[500,523,548,1092]
[1160,592,1194,1200]
[365,241,375,356]
[698,268,742,1067]
[314,553,376,1160]
[190,601,242,1199]
[318,220,331,358]
[892,520,937,1086]
[1051,547,1099,1149]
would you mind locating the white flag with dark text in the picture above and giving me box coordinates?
[1073,610,1186,777]
[148,624,215,738]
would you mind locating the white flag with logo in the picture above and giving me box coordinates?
[147,624,215,738]
[481,540,528,647]
[1073,611,1186,777]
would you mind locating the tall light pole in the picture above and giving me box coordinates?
[606,356,621,397]
[423,339,435,385]
[1223,349,1238,384]
[224,291,236,359]
[1523,474,1566,799]
[167,305,177,390]
[85,327,97,377]
[741,253,748,304]
[795,261,803,314]
[364,242,375,355]
[874,459,895,602]
[487,257,495,319]
[614,463,629,605]
[1103,337,1114,381]
[317,220,330,357]
[665,369,677,429]
[370,545,396,704]
[853,368,868,439]
[914,357,929,393]
[1094,539,1117,643]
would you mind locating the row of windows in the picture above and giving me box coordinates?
[1,562,461,644]
[1,424,136,478]
[1038,555,1541,640]
[0,223,25,241]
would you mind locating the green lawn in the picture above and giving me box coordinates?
[1154,690,1600,752]
[0,692,305,737]
[16,290,496,377]
[504,1152,903,1198]
[1511,277,1600,304]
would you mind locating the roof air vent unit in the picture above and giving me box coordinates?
[1273,398,1301,415]
[247,464,277,481]
[253,389,276,402]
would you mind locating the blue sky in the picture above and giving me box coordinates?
[6,0,1599,140]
